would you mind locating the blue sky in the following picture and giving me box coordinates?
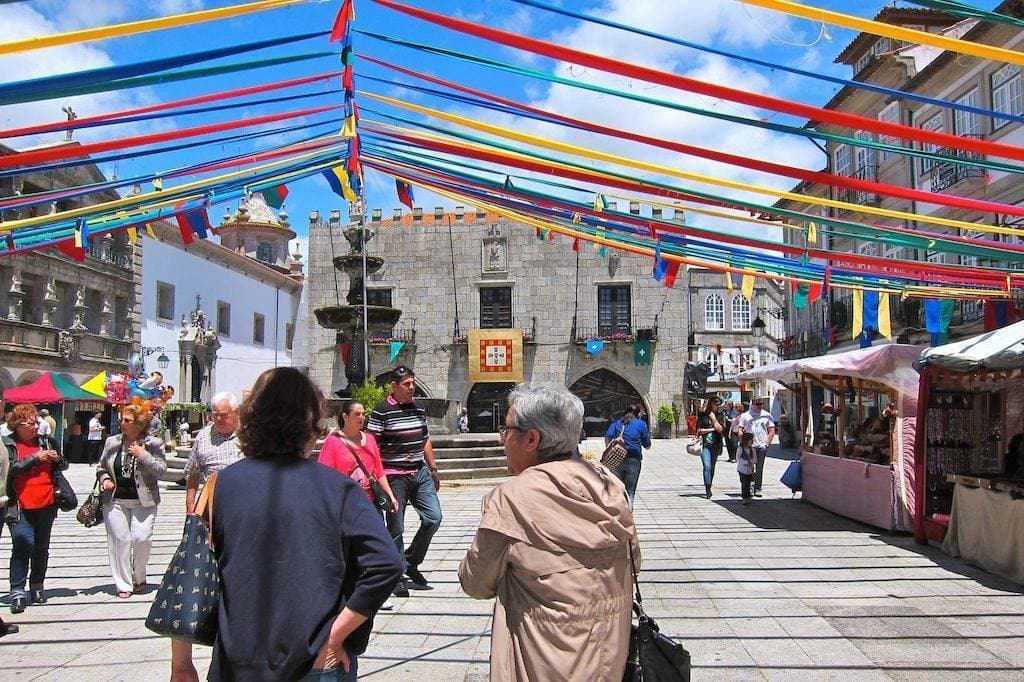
[0,1,978,256]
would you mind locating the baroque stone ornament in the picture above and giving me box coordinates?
[57,329,82,365]
[482,237,508,274]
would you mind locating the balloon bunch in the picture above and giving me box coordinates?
[103,353,175,411]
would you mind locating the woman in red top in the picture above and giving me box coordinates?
[319,401,398,512]
[3,404,65,615]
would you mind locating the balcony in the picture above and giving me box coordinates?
[782,332,826,360]
[368,326,416,346]
[87,241,133,270]
[0,318,131,364]
[837,165,880,211]
[573,314,659,344]
[452,316,537,344]
[927,137,986,193]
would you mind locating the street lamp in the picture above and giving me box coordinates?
[141,345,168,370]
[751,316,767,339]
[751,306,785,339]
[156,353,170,369]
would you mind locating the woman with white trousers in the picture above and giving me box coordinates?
[96,404,166,598]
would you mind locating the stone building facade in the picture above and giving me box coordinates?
[0,141,137,394]
[307,205,691,435]
[778,4,1024,359]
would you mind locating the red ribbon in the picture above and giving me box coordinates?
[0,105,340,170]
[373,0,1024,163]
[362,55,1024,219]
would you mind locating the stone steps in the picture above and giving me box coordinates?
[433,446,505,460]
[439,466,509,481]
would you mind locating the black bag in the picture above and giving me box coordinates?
[145,473,220,646]
[76,479,104,527]
[624,544,691,681]
[53,469,78,512]
[339,437,392,512]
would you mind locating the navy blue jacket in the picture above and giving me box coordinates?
[209,455,403,681]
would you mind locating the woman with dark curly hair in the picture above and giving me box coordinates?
[3,403,65,616]
[205,367,403,681]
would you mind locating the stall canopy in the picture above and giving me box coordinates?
[3,372,106,403]
[738,344,923,398]
[917,320,1024,372]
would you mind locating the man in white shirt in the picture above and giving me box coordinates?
[87,411,105,464]
[738,397,776,497]
[36,414,53,438]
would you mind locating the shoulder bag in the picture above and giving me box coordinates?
[145,472,220,646]
[338,437,392,513]
[38,436,77,512]
[76,478,104,527]
[625,541,691,681]
[601,424,629,470]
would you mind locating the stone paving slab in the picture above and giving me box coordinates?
[0,441,1022,680]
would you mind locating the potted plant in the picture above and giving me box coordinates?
[656,404,674,439]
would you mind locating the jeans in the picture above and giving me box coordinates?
[700,446,717,489]
[752,447,768,491]
[385,466,442,571]
[299,657,358,681]
[725,433,737,461]
[614,454,642,506]
[739,472,753,499]
[8,505,57,597]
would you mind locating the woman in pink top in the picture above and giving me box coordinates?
[320,401,399,512]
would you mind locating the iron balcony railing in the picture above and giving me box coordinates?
[572,314,659,344]
[452,316,537,344]
[928,135,986,193]
[837,165,881,210]
[87,242,133,270]
[368,327,416,346]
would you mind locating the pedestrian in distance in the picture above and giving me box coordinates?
[171,392,243,679]
[203,367,403,681]
[3,404,65,618]
[96,404,167,599]
[35,411,53,440]
[604,405,652,506]
[737,432,757,505]
[696,396,725,499]
[0,415,17,636]
[456,407,470,434]
[367,365,442,598]
[87,411,105,465]
[738,397,776,497]
[723,401,738,463]
[461,384,639,681]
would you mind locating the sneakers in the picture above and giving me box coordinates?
[392,579,410,598]
[405,567,432,590]
[379,599,395,611]
[753,490,763,497]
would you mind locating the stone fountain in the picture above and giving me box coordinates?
[313,205,402,395]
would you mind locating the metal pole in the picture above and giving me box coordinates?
[361,214,369,379]
[448,215,460,339]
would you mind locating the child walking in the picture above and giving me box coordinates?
[737,432,756,505]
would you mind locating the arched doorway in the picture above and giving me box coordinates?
[466,382,515,433]
[569,369,646,437]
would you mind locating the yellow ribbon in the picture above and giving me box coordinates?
[0,0,307,55]
[740,0,1024,68]
[362,93,1024,238]
[741,273,755,301]
[878,292,892,340]
[852,289,864,340]
[126,227,138,245]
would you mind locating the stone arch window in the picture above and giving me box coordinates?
[704,294,724,330]
[731,295,751,331]
[256,241,273,264]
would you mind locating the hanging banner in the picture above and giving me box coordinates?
[468,328,523,383]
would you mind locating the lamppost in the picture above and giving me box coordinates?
[141,345,170,370]
[750,306,786,340]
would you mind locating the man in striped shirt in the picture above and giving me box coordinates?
[367,366,442,597]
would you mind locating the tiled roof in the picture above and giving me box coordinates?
[835,7,958,64]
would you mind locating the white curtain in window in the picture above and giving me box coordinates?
[731,295,751,330]
[705,294,724,330]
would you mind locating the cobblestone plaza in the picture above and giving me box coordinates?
[2,443,1022,680]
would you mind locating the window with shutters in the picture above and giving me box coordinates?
[479,286,512,329]
[954,89,982,137]
[598,285,631,336]
[919,113,944,175]
[156,281,175,321]
[217,300,231,337]
[253,313,265,345]
[992,65,1022,129]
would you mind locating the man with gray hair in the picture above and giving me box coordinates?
[183,392,241,513]
[460,383,638,679]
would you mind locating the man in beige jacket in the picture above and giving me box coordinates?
[460,384,639,681]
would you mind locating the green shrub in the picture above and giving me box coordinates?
[656,404,675,425]
[350,381,389,414]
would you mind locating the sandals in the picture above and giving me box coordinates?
[117,591,132,599]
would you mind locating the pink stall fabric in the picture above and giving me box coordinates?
[802,452,897,531]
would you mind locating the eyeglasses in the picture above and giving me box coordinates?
[498,425,525,440]
[212,411,233,418]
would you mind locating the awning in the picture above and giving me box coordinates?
[737,344,924,398]
[3,372,108,404]
[917,320,1024,372]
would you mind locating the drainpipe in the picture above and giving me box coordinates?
[274,285,280,367]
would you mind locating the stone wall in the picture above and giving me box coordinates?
[307,210,690,421]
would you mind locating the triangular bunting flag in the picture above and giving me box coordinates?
[389,341,405,364]
[741,274,754,301]
[261,184,289,209]
[664,261,680,288]
[330,0,355,42]
[395,179,414,210]
[126,227,138,245]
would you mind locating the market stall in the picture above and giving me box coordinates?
[738,344,923,532]
[914,321,1024,584]
[2,372,110,460]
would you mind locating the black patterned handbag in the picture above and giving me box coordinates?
[624,542,691,681]
[145,473,220,646]
[52,469,78,512]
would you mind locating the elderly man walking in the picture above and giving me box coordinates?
[171,391,242,682]
[367,366,442,598]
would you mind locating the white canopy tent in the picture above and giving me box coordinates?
[917,320,1024,372]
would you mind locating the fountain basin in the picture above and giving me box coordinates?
[333,254,384,273]
[315,305,403,330]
